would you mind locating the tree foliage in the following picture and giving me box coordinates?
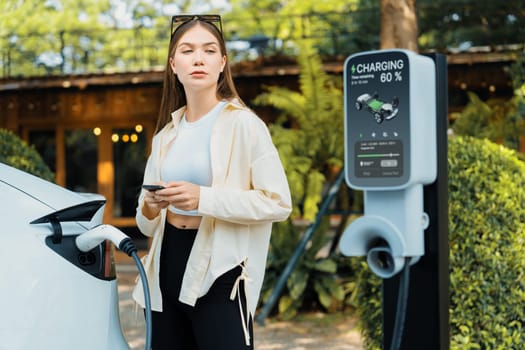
[2,0,523,77]
[0,0,224,76]
[225,0,377,56]
[417,0,525,50]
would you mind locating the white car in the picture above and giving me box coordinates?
[0,162,130,350]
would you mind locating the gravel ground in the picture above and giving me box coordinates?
[116,265,364,350]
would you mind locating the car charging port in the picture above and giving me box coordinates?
[78,251,97,266]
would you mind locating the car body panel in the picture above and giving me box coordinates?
[0,162,129,350]
[0,162,100,211]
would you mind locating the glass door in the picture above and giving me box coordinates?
[111,125,148,218]
[65,129,98,193]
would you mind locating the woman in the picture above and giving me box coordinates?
[132,15,292,350]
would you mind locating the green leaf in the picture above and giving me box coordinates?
[313,259,337,273]
[287,269,308,300]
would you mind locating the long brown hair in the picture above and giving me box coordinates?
[155,19,243,133]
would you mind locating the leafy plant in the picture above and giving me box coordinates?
[256,41,351,320]
[260,219,346,320]
[0,128,54,181]
[254,39,344,222]
[452,54,525,151]
[351,136,525,349]
[341,256,381,350]
[451,92,525,150]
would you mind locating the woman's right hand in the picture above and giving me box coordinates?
[142,184,169,219]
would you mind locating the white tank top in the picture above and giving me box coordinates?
[161,101,226,215]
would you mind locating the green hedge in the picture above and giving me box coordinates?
[351,136,525,349]
[0,128,54,182]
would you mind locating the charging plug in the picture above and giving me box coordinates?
[76,224,137,256]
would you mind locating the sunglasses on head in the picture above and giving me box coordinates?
[171,14,223,36]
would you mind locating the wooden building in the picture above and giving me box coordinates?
[0,51,518,236]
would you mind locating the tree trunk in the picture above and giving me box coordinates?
[380,0,419,51]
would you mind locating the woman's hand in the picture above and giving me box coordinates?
[142,183,169,219]
[157,181,201,212]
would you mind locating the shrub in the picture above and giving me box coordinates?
[351,136,525,349]
[448,136,525,348]
[0,128,54,182]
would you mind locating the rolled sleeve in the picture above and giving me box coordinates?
[136,200,162,237]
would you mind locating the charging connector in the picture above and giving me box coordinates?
[76,224,128,253]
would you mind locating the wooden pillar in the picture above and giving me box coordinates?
[97,125,114,224]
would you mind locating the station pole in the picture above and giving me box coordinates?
[382,53,449,350]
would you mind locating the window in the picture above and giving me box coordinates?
[28,130,56,173]
[112,126,148,217]
[65,129,97,193]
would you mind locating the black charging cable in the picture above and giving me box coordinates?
[389,257,411,350]
[119,238,152,350]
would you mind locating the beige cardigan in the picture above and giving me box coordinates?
[132,101,292,321]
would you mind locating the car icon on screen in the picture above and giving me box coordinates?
[356,93,399,123]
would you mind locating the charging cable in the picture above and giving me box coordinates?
[119,238,152,350]
[76,224,152,350]
[389,257,411,350]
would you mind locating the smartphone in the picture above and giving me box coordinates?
[142,184,165,192]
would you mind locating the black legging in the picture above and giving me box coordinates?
[151,222,253,350]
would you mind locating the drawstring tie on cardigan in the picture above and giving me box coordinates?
[229,262,252,346]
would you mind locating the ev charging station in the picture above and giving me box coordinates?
[339,50,449,349]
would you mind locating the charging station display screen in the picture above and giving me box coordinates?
[355,139,403,178]
[345,51,410,188]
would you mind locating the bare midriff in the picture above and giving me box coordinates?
[167,210,202,230]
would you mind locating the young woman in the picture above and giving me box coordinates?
[132,15,292,350]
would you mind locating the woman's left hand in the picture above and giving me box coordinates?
[156,181,201,211]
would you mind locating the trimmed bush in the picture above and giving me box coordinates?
[351,136,525,349]
[448,136,525,348]
[0,128,54,182]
